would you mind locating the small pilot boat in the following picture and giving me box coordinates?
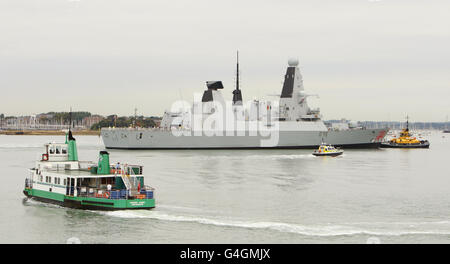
[381,116,430,149]
[312,144,344,157]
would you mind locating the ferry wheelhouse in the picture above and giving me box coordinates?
[23,131,155,210]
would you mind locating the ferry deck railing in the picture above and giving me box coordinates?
[74,163,151,199]
[75,186,153,200]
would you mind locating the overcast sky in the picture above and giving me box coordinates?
[1,0,449,121]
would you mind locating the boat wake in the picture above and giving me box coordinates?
[102,210,450,237]
[23,198,64,209]
[196,154,315,161]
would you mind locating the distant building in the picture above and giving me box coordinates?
[83,115,105,128]
[152,119,161,127]
[36,113,54,120]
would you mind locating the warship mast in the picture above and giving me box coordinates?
[232,51,243,105]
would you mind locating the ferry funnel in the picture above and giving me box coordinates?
[66,130,78,161]
[97,151,110,175]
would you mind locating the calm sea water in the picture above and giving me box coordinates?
[0,132,449,244]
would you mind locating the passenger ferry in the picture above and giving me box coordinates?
[23,131,155,210]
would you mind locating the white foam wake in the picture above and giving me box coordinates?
[102,210,450,237]
[196,154,315,161]
[23,198,65,209]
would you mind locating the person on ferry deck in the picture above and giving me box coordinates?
[115,162,120,174]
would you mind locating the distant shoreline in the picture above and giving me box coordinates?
[0,130,100,136]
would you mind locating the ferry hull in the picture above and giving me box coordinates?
[101,128,387,149]
[23,189,155,211]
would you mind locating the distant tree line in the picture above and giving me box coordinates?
[39,112,91,123]
[0,114,18,120]
[90,115,157,130]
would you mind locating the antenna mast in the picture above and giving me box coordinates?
[406,114,409,131]
[232,50,243,105]
[69,107,72,131]
[236,51,239,91]
[134,107,138,128]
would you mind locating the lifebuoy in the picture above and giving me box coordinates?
[42,154,49,161]
[103,192,109,199]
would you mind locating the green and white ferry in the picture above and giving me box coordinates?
[23,131,155,210]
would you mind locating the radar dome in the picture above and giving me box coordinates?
[288,58,299,67]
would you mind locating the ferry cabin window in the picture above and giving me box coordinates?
[64,179,67,186]
[49,146,55,154]
[101,177,115,185]
[56,146,61,154]
[61,147,67,154]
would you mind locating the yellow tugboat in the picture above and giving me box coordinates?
[381,116,430,148]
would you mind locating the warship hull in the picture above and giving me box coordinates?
[101,128,387,149]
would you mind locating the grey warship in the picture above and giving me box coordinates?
[101,57,388,149]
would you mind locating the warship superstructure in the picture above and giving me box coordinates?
[101,57,387,149]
